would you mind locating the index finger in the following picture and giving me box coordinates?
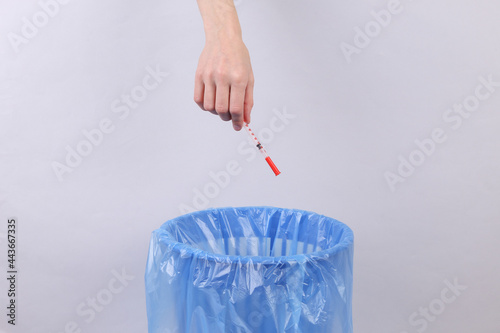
[244,80,254,124]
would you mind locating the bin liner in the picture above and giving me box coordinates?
[145,206,354,333]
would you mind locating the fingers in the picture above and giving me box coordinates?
[193,75,205,110]
[203,82,217,115]
[215,83,231,122]
[243,78,254,124]
[229,84,245,131]
[194,66,253,131]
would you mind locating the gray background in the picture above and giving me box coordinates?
[0,0,499,332]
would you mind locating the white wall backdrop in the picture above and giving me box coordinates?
[1,0,499,332]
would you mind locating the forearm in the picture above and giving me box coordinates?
[196,0,242,42]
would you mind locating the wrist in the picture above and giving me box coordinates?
[204,23,242,44]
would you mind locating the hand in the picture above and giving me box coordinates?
[194,24,254,131]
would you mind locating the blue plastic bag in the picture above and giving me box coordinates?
[145,207,354,333]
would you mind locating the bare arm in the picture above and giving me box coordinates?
[194,0,254,131]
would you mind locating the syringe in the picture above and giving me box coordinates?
[243,122,281,176]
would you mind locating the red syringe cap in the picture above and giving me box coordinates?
[265,156,281,176]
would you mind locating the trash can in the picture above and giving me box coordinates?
[145,206,354,333]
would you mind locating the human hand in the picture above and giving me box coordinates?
[194,0,254,131]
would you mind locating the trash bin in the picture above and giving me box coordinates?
[145,206,354,333]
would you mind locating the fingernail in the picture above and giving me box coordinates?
[234,125,242,131]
